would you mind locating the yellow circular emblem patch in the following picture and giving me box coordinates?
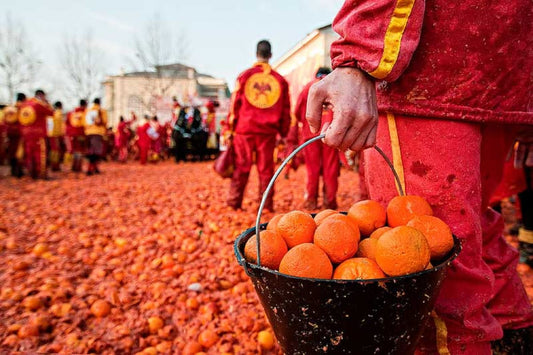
[244,72,281,109]
[3,107,17,124]
[71,112,84,127]
[19,106,36,126]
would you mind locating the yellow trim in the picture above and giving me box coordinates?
[387,113,406,195]
[431,311,451,355]
[518,228,533,244]
[369,0,416,79]
[39,138,47,178]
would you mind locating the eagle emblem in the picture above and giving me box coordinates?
[244,72,281,109]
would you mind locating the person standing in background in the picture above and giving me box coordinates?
[83,98,107,175]
[47,101,64,172]
[226,40,291,211]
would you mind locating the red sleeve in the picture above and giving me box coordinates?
[330,0,425,82]
[227,75,245,131]
[278,78,291,137]
[295,82,312,124]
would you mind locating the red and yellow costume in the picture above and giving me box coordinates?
[294,78,339,209]
[65,107,86,172]
[18,98,54,179]
[3,105,23,177]
[227,62,291,210]
[83,104,108,174]
[331,0,532,353]
[47,108,64,171]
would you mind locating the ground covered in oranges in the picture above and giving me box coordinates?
[0,161,531,354]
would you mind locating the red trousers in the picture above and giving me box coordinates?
[23,136,47,179]
[228,133,277,210]
[47,137,61,171]
[65,136,85,172]
[363,114,533,354]
[302,140,340,208]
[139,144,149,165]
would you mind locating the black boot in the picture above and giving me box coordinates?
[492,327,533,355]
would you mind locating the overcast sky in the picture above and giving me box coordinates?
[2,0,344,103]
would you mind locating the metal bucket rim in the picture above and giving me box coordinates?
[234,224,462,284]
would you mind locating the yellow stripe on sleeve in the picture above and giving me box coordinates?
[369,0,416,79]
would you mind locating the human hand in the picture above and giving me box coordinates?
[306,67,378,151]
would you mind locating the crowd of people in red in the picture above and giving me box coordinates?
[0,92,222,178]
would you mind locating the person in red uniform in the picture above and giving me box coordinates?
[116,116,130,163]
[47,101,64,172]
[83,98,107,175]
[306,1,532,354]
[227,40,291,211]
[136,115,152,165]
[3,93,26,177]
[293,67,339,210]
[19,90,54,179]
[65,99,87,172]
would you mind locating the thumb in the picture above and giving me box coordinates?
[306,82,326,134]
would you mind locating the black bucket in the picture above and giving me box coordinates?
[233,136,461,354]
[235,226,461,354]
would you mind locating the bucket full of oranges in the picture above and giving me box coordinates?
[234,135,461,354]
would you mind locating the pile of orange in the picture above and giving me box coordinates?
[244,195,455,280]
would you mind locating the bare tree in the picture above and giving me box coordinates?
[0,14,40,102]
[58,31,106,102]
[130,13,189,111]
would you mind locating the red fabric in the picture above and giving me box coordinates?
[116,121,130,147]
[137,122,151,164]
[19,98,54,139]
[66,107,86,137]
[230,63,291,137]
[489,159,527,205]
[363,114,533,354]
[24,137,47,178]
[137,122,151,148]
[331,0,532,125]
[227,134,277,210]
[48,137,61,170]
[295,78,340,206]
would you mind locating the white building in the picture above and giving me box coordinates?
[102,63,230,128]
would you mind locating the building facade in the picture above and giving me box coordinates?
[273,25,338,105]
[103,63,230,128]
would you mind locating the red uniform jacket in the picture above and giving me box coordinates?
[331,0,532,124]
[19,98,54,139]
[66,107,86,137]
[229,62,291,136]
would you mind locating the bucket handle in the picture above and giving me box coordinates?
[253,134,404,267]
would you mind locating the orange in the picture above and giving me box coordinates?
[276,211,316,248]
[333,258,386,280]
[369,226,391,240]
[313,217,360,264]
[90,299,111,317]
[314,209,338,226]
[323,213,359,234]
[244,230,288,270]
[375,226,431,276]
[148,316,164,333]
[198,329,219,348]
[266,214,284,231]
[386,195,433,227]
[257,330,275,350]
[407,215,454,260]
[279,243,332,279]
[355,238,378,261]
[347,200,386,236]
